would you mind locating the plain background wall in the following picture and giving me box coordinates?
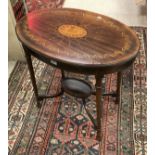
[8,1,25,61]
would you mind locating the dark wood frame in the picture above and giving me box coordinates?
[16,8,139,142]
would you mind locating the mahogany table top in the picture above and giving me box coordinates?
[16,8,139,73]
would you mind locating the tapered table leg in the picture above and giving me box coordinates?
[95,75,103,141]
[23,47,41,108]
[116,72,122,104]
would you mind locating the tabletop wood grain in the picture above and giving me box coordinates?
[16,8,139,74]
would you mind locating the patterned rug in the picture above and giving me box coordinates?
[26,0,65,12]
[10,0,65,21]
[8,27,147,155]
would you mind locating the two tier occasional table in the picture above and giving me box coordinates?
[15,8,139,141]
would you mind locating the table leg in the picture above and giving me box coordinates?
[61,69,65,79]
[95,75,103,141]
[24,49,41,108]
[116,72,122,104]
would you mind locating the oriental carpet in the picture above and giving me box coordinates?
[10,0,65,21]
[8,27,147,155]
[26,0,65,13]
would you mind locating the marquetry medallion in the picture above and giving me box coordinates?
[58,24,87,38]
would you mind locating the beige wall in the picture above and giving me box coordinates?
[64,0,146,26]
[8,1,25,61]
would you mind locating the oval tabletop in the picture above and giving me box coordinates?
[16,8,139,72]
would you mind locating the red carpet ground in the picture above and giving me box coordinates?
[8,27,146,155]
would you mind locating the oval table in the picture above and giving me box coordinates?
[16,8,139,141]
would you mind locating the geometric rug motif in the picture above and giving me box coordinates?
[8,27,147,155]
[26,0,65,12]
[10,0,64,21]
[133,27,147,155]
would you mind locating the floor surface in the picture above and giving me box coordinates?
[8,61,16,78]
